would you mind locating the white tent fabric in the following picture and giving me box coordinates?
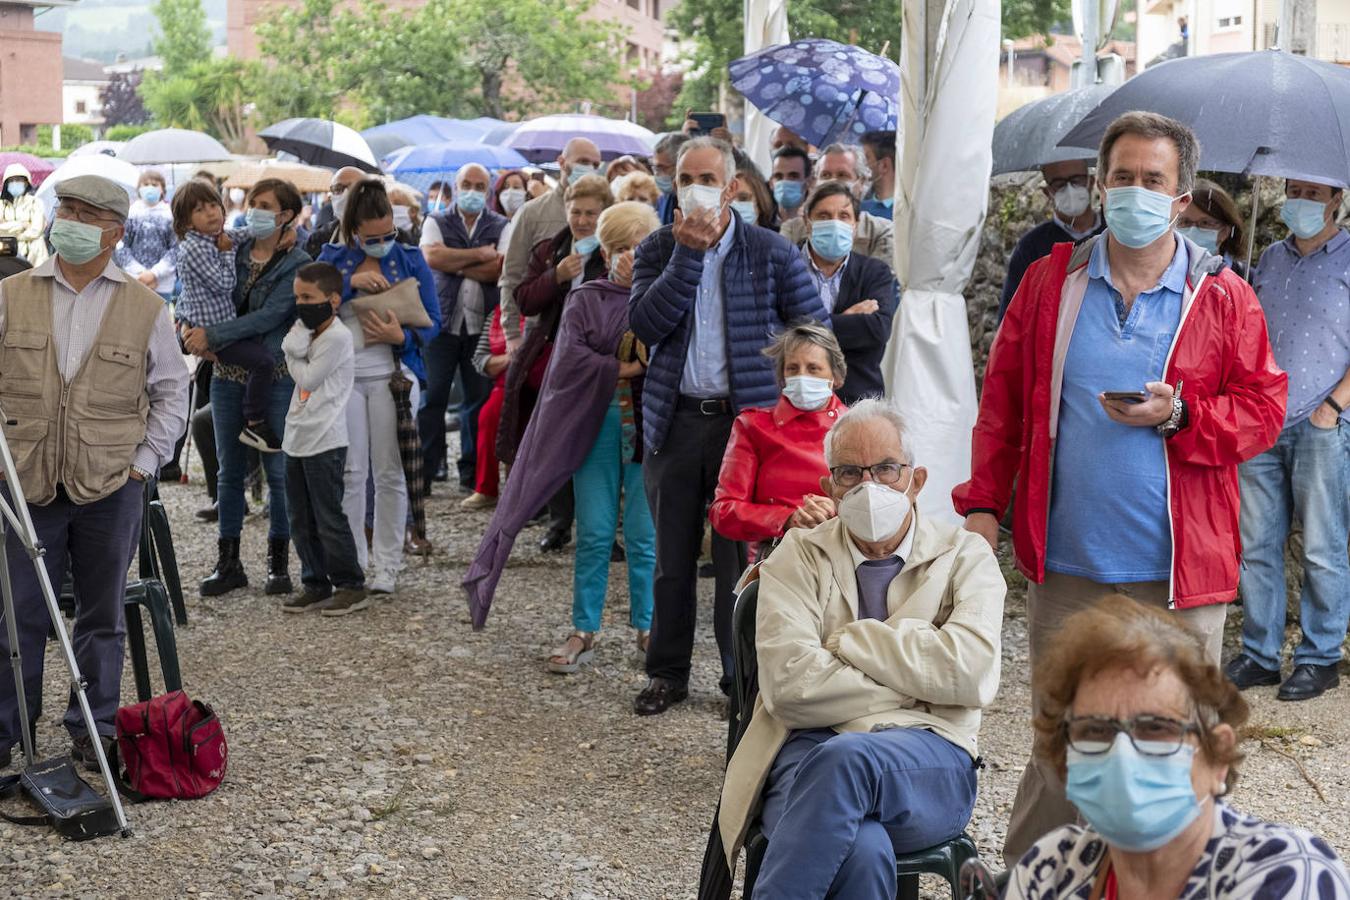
[742,0,789,174]
[883,0,1000,524]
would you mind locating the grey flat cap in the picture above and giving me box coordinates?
[54,174,130,220]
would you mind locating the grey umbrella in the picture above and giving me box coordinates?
[116,128,231,165]
[992,84,1117,176]
[1059,49,1350,187]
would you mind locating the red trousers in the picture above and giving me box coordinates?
[474,378,507,497]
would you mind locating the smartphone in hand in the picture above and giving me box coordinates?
[1102,391,1149,405]
[688,112,727,136]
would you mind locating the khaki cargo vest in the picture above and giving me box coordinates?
[0,270,163,505]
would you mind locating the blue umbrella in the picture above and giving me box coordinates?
[479,121,522,146]
[1059,50,1350,187]
[381,141,530,193]
[729,38,899,148]
[362,115,490,147]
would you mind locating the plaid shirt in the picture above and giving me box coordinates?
[175,230,238,328]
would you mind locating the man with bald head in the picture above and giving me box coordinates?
[304,166,367,257]
[419,162,507,494]
[497,137,602,350]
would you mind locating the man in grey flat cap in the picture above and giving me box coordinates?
[0,174,189,772]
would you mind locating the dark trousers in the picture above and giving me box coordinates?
[0,480,145,748]
[192,402,218,500]
[548,481,575,536]
[286,448,364,591]
[643,406,744,686]
[214,338,275,425]
[169,360,213,473]
[419,326,491,488]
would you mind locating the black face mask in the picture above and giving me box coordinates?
[296,302,334,330]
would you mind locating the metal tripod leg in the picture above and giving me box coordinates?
[0,515,34,770]
[0,430,132,836]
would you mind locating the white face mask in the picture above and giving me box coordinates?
[501,188,527,215]
[782,375,834,411]
[837,481,912,544]
[331,190,349,220]
[392,206,413,231]
[1053,183,1092,218]
[228,187,246,205]
[679,183,724,215]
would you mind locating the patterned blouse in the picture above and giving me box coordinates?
[1007,804,1350,899]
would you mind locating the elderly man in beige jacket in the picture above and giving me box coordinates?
[718,398,1005,899]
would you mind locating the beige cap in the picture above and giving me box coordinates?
[54,174,130,220]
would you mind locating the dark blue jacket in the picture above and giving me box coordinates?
[317,242,442,385]
[829,253,900,404]
[205,238,310,363]
[428,206,507,331]
[657,191,678,226]
[630,215,829,452]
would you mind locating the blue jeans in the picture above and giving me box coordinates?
[571,401,655,632]
[1238,418,1350,669]
[212,375,293,541]
[757,728,978,900]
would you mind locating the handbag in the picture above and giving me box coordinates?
[115,690,227,800]
[350,277,433,329]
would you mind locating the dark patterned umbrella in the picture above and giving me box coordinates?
[388,372,426,540]
[259,118,380,173]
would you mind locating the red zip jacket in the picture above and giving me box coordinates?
[952,235,1287,608]
[709,395,846,544]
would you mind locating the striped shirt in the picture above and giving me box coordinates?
[0,257,190,474]
[175,230,238,328]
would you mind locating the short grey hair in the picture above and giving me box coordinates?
[654,131,690,158]
[1098,111,1200,194]
[823,397,914,467]
[762,321,846,387]
[676,136,736,185]
[820,143,870,182]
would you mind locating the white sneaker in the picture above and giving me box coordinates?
[370,568,397,595]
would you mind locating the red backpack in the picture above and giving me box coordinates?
[115,691,227,800]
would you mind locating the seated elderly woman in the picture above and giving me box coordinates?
[612,171,660,207]
[717,397,1005,899]
[1007,599,1350,899]
[708,322,847,551]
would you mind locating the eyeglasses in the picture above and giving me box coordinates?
[1064,714,1201,757]
[1046,175,1090,193]
[829,462,909,487]
[358,231,397,247]
[54,204,119,227]
[330,183,352,196]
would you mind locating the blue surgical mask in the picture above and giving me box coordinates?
[245,208,278,239]
[139,185,162,205]
[428,199,447,215]
[6,181,26,199]
[655,173,674,195]
[573,234,600,256]
[731,200,757,224]
[782,375,834,411]
[568,164,597,185]
[1066,733,1204,853]
[457,189,486,214]
[810,219,854,260]
[1177,225,1221,255]
[1281,197,1331,240]
[774,180,805,209]
[49,218,111,265]
[1104,186,1183,249]
[362,239,394,259]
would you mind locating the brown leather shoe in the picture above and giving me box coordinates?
[633,678,689,717]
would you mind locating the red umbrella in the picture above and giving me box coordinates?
[0,152,56,187]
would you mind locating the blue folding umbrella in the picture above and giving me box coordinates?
[1059,50,1350,187]
[381,141,530,193]
[729,38,899,148]
[362,115,490,148]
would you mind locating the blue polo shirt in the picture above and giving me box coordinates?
[1045,236,1187,583]
[1252,229,1350,427]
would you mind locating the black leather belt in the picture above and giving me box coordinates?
[676,395,732,415]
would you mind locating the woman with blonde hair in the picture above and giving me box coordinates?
[612,171,660,207]
[1006,597,1350,898]
[465,202,661,666]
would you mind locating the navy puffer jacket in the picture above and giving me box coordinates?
[630,216,828,452]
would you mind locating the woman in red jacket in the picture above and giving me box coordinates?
[709,322,849,551]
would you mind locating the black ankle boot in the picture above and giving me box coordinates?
[265,537,293,595]
[200,538,248,597]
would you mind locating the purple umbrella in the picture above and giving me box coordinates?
[504,114,655,163]
[729,38,899,147]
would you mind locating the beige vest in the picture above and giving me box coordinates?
[0,270,162,505]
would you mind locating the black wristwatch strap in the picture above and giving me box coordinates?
[1326,396,1345,415]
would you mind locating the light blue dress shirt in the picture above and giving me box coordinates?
[679,216,737,398]
[803,246,849,313]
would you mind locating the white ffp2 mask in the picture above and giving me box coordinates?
[838,481,912,543]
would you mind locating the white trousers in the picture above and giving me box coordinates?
[343,375,415,574]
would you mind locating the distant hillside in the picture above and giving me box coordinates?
[40,0,227,64]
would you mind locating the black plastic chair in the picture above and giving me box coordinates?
[700,579,979,900]
[139,483,187,626]
[122,578,182,702]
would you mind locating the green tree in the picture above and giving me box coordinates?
[252,0,369,124]
[151,0,212,76]
[1002,0,1071,39]
[140,58,257,150]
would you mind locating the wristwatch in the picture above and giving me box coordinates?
[131,465,153,481]
[1156,395,1187,438]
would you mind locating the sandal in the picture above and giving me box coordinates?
[547,631,596,674]
[635,629,651,655]
[404,529,433,558]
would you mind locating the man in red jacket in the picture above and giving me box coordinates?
[952,112,1287,867]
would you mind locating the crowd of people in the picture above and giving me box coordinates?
[0,102,1348,898]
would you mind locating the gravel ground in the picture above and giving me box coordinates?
[1,459,1348,899]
